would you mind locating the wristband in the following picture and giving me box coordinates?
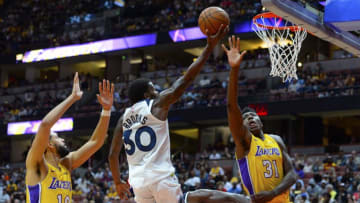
[101,109,111,117]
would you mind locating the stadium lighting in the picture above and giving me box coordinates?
[7,118,74,136]
[20,34,157,63]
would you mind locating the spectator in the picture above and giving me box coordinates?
[353,184,360,202]
[291,180,303,201]
[105,185,118,201]
[320,192,335,203]
[192,163,201,177]
[323,156,336,171]
[223,176,233,192]
[227,181,242,194]
[351,150,360,167]
[209,149,221,160]
[336,151,347,167]
[199,76,211,87]
[184,171,201,189]
[209,161,225,178]
[72,186,83,198]
[336,182,349,202]
[0,188,10,203]
[303,159,313,173]
[294,188,310,203]
[216,181,226,192]
[325,184,337,201]
[295,163,305,179]
[306,179,322,199]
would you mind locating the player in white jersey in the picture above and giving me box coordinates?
[108,25,229,203]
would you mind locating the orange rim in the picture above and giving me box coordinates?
[253,12,305,32]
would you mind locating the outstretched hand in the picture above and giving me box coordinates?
[222,35,247,69]
[97,79,114,110]
[206,24,229,48]
[115,180,131,200]
[71,72,83,101]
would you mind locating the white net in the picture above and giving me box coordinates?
[252,14,307,82]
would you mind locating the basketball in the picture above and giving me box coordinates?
[198,7,230,36]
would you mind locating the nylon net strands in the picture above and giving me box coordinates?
[252,12,307,82]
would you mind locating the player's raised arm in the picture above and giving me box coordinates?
[222,36,251,158]
[62,80,114,170]
[152,25,229,120]
[108,116,131,200]
[26,72,83,168]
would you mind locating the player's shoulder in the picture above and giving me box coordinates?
[267,134,287,150]
[25,158,48,185]
[267,133,282,141]
[60,156,72,171]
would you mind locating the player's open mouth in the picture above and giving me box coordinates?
[249,121,257,128]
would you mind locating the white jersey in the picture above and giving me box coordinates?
[122,99,175,188]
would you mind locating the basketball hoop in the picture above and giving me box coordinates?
[252,12,307,82]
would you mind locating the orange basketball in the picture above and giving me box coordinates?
[198,7,230,36]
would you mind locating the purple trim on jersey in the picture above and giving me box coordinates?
[28,184,40,203]
[238,157,255,195]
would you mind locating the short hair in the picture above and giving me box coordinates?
[325,184,333,190]
[128,78,151,104]
[241,107,256,115]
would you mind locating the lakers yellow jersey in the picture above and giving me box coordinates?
[26,162,72,203]
[237,134,289,203]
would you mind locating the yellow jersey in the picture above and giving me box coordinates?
[237,134,289,203]
[26,162,72,203]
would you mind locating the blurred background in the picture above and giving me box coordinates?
[0,0,360,202]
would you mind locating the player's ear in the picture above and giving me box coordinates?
[144,86,154,99]
[144,91,150,99]
[48,141,56,151]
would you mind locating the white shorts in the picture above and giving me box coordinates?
[133,175,183,203]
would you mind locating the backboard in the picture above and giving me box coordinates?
[261,0,360,57]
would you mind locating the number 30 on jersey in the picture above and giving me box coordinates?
[123,126,157,155]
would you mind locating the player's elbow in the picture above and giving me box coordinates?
[95,139,105,150]
[108,153,119,168]
[108,153,115,164]
[290,170,298,185]
[108,149,119,162]
[107,154,113,163]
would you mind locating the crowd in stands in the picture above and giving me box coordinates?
[0,0,262,53]
[270,64,360,100]
[110,0,261,38]
[1,60,360,124]
[0,0,108,53]
[292,150,360,202]
[2,141,360,203]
